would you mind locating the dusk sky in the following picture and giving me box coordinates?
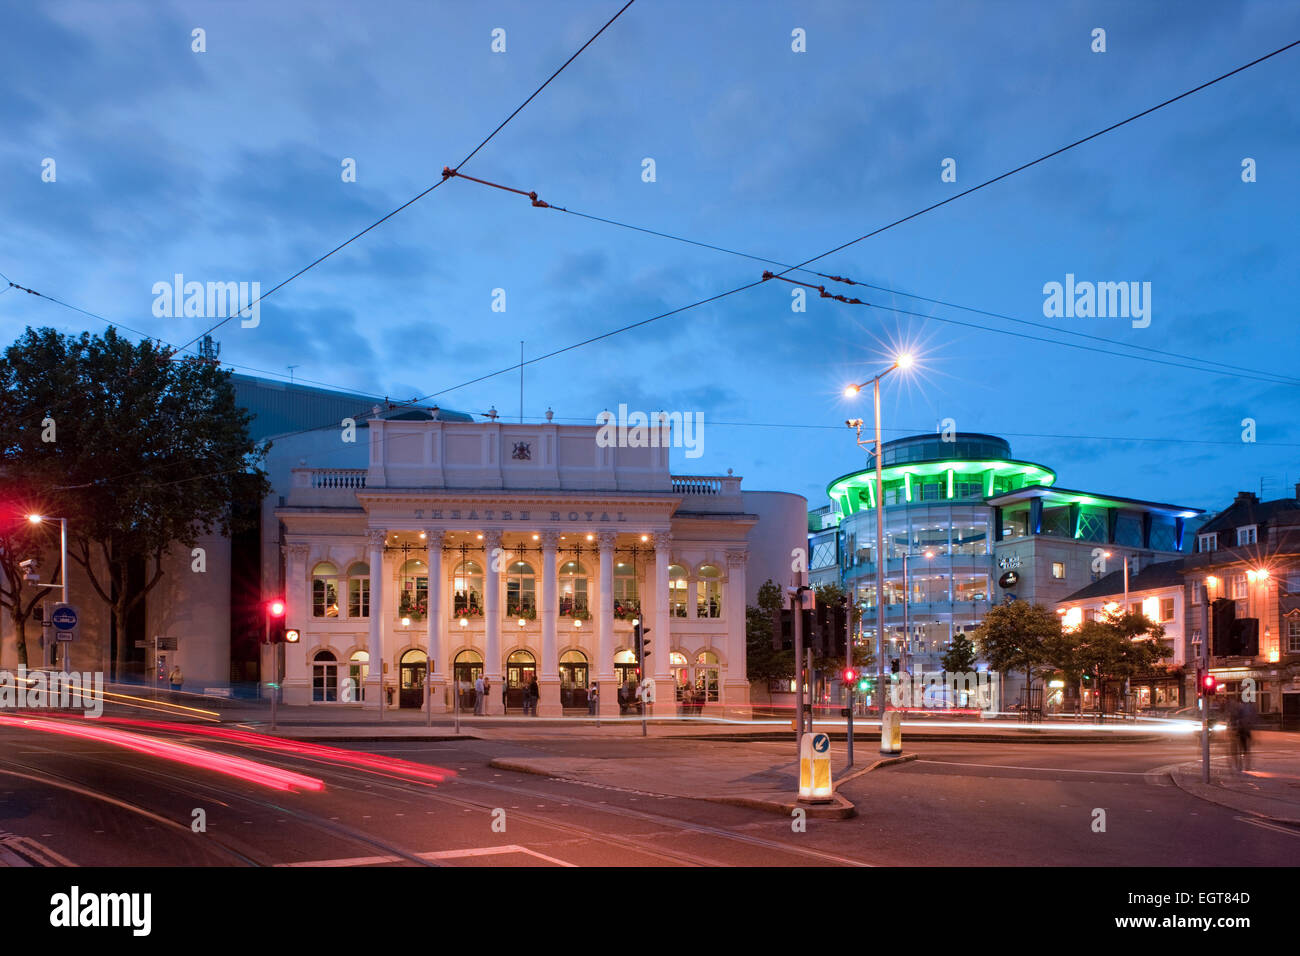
[3,0,1297,515]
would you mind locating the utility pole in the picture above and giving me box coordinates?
[1201,578,1211,783]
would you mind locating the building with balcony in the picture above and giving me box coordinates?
[810,433,1202,693]
[1181,488,1300,723]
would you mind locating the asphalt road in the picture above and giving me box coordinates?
[0,720,1295,867]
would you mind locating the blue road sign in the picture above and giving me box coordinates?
[51,604,78,631]
[812,733,830,753]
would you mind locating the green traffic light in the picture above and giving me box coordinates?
[857,679,868,692]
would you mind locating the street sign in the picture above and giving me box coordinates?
[51,604,78,631]
[156,636,178,651]
[798,732,833,802]
[56,629,75,643]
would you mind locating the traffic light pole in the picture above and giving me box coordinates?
[1200,583,1210,783]
[845,597,854,768]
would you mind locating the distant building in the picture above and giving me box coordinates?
[809,432,1202,702]
[1181,487,1300,724]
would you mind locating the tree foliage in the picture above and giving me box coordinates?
[0,327,270,672]
[972,599,1063,694]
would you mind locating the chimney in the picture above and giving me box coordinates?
[1234,491,1258,506]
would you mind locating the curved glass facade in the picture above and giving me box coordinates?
[831,434,1055,674]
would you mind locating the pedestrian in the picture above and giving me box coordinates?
[474,673,485,715]
[588,682,598,716]
[502,678,508,714]
[1238,698,1257,772]
[528,674,539,716]
[169,664,183,696]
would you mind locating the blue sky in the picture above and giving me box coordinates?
[2,0,1297,514]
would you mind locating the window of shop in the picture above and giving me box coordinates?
[312,562,339,618]
[614,561,639,617]
[505,560,536,618]
[399,558,428,620]
[614,648,640,687]
[954,575,988,602]
[559,650,589,708]
[348,650,368,702]
[668,565,688,617]
[312,650,338,702]
[694,651,720,702]
[558,561,589,617]
[953,523,987,556]
[697,565,722,618]
[451,560,483,618]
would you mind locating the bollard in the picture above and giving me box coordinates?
[880,710,902,754]
[797,732,834,803]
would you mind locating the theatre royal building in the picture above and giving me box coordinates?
[272,400,805,716]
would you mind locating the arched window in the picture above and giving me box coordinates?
[399,558,428,620]
[614,560,639,619]
[697,565,722,618]
[670,651,689,700]
[695,650,720,702]
[505,560,536,617]
[453,649,483,710]
[614,648,640,687]
[506,650,536,708]
[453,560,483,617]
[558,561,589,617]
[668,565,688,617]
[399,648,428,709]
[312,650,338,702]
[312,562,339,618]
[346,562,370,618]
[347,650,368,703]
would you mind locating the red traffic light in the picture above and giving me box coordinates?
[843,668,857,683]
[267,599,286,617]
[1203,674,1216,691]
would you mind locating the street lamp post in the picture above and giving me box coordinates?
[845,353,913,713]
[27,514,69,670]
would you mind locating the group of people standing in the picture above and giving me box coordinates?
[470,673,540,715]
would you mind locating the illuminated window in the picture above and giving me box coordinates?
[1160,598,1175,622]
[505,560,535,617]
[613,561,639,616]
[348,651,368,702]
[312,650,338,702]
[453,560,483,617]
[668,565,688,617]
[1051,562,1065,579]
[558,561,589,616]
[312,562,339,618]
[697,565,722,618]
[694,651,720,702]
[400,558,429,620]
[347,562,369,618]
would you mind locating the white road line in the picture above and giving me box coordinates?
[278,844,575,867]
[916,759,1147,775]
[1234,816,1300,838]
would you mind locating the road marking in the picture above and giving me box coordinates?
[917,759,1147,775]
[278,844,576,867]
[1234,816,1300,838]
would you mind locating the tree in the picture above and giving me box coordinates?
[1068,610,1173,714]
[972,600,1063,706]
[746,579,793,683]
[941,632,977,673]
[0,327,270,675]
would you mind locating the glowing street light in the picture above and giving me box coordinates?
[844,352,920,709]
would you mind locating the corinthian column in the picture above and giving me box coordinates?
[282,543,311,705]
[365,529,386,711]
[425,529,446,721]
[538,530,561,717]
[723,548,750,711]
[597,531,619,717]
[482,529,503,715]
[651,530,675,717]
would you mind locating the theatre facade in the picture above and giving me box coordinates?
[274,408,803,716]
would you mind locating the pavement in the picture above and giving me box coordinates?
[1164,731,1300,825]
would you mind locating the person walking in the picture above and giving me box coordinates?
[168,664,183,696]
[588,682,598,716]
[528,674,540,717]
[474,673,485,715]
[502,678,508,715]
[1238,698,1258,772]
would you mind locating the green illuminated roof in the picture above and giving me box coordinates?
[827,457,1056,516]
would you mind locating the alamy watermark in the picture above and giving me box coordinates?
[1042,273,1151,328]
[888,670,998,713]
[0,668,105,718]
[595,405,704,459]
[152,273,260,328]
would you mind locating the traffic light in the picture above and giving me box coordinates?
[1202,673,1217,695]
[857,676,870,693]
[265,597,287,644]
[843,667,857,684]
[634,619,651,666]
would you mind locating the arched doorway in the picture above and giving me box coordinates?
[559,650,589,709]
[400,648,427,709]
[694,650,720,703]
[454,650,483,711]
[312,650,338,702]
[506,650,536,712]
[669,651,689,701]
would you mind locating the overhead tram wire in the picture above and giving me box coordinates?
[170,0,637,353]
